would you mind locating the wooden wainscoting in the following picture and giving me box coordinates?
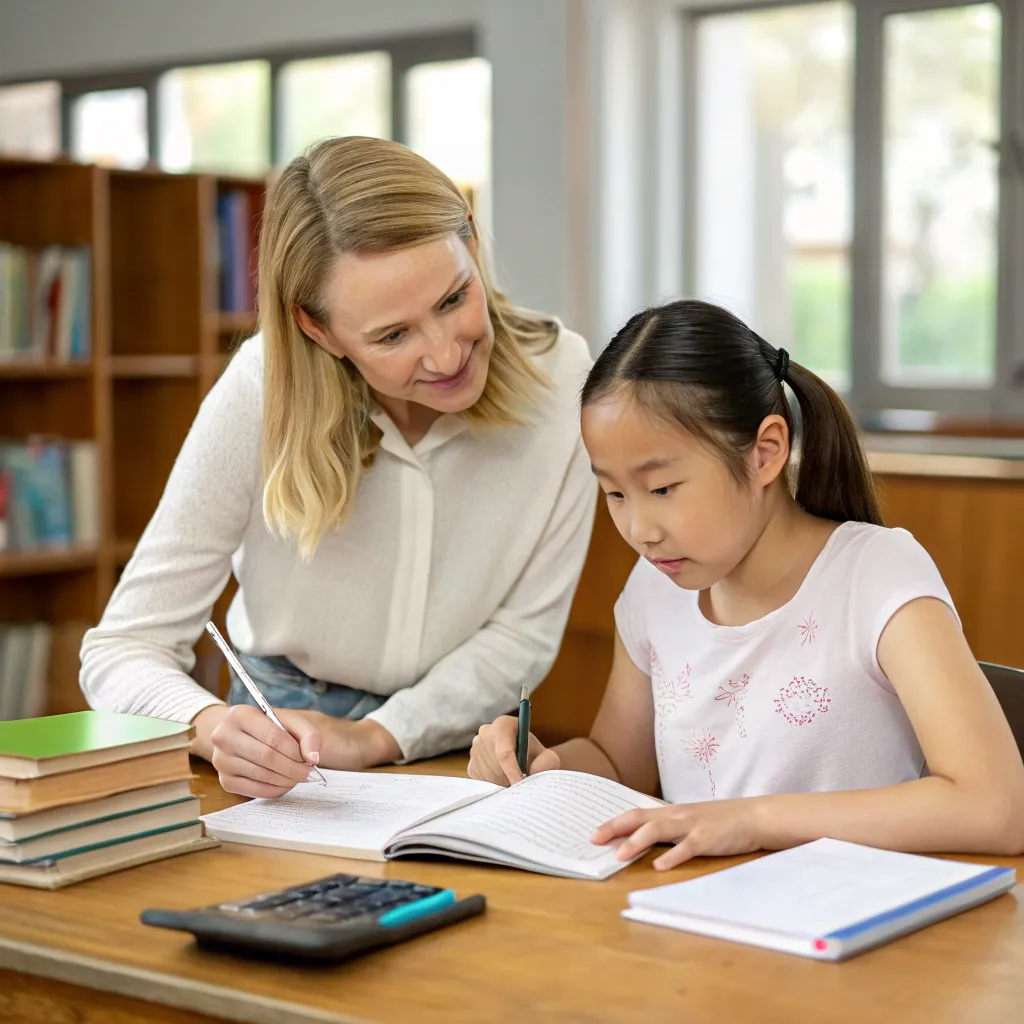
[532,473,1024,744]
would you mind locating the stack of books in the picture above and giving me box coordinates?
[0,243,92,362]
[0,711,217,888]
[0,437,99,552]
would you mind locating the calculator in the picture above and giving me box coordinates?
[140,873,486,962]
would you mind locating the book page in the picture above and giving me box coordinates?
[391,771,662,875]
[628,837,1006,936]
[201,771,499,854]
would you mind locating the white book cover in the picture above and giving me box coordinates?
[69,441,99,546]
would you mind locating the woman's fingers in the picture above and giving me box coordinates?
[211,705,314,788]
[276,709,322,765]
[211,753,299,798]
[213,727,313,785]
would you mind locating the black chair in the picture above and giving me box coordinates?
[980,662,1024,756]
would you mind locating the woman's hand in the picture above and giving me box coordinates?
[592,798,763,870]
[195,704,323,799]
[468,715,561,786]
[193,706,402,798]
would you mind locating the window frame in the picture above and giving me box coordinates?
[682,0,1024,420]
[1,28,476,172]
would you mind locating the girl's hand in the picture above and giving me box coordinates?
[592,798,763,870]
[468,715,561,786]
[203,704,323,799]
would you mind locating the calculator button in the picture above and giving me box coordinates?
[272,904,309,920]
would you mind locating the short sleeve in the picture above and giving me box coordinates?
[853,527,960,678]
[613,557,654,674]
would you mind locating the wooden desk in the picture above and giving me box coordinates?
[0,758,1022,1024]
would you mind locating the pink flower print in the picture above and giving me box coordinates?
[798,612,818,646]
[686,727,719,799]
[774,676,832,726]
[715,673,750,738]
[650,649,692,702]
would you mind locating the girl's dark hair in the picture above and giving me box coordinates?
[581,299,883,525]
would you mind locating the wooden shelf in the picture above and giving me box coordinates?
[0,548,98,578]
[0,361,92,380]
[217,311,257,335]
[110,355,200,378]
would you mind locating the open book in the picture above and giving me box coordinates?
[201,769,663,880]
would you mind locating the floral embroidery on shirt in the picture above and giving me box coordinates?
[715,673,750,738]
[798,613,818,646]
[650,649,692,768]
[651,649,692,701]
[686,727,719,799]
[774,675,832,726]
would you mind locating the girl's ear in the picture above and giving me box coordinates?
[752,414,791,487]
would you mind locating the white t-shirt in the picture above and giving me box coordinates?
[614,522,958,804]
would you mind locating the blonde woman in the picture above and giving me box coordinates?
[80,137,596,798]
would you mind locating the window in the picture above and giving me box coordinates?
[693,4,853,387]
[159,61,270,175]
[882,4,1001,386]
[71,88,148,169]
[689,0,1022,418]
[278,52,391,162]
[0,81,61,159]
[406,58,491,205]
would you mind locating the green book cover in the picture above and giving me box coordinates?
[0,712,190,761]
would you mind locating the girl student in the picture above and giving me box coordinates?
[81,137,597,798]
[468,299,1024,869]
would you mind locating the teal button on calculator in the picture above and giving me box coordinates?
[141,873,486,962]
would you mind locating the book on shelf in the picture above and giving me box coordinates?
[215,190,256,314]
[0,711,213,887]
[0,623,51,722]
[0,243,91,362]
[0,437,98,552]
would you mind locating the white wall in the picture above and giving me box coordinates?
[0,0,477,78]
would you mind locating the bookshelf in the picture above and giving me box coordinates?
[0,156,262,716]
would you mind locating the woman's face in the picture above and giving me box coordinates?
[297,234,495,416]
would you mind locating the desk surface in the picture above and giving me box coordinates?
[0,757,1022,1024]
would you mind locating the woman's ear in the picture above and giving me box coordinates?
[753,414,790,486]
[293,305,335,354]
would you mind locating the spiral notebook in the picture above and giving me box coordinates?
[623,838,1016,960]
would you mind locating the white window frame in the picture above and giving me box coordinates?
[682,0,1024,420]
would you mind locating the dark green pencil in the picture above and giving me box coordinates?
[516,684,531,775]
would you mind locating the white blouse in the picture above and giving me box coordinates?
[80,328,596,761]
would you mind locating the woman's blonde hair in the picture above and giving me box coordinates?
[258,136,558,558]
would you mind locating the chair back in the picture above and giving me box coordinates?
[980,661,1024,757]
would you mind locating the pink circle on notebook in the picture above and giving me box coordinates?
[813,939,828,951]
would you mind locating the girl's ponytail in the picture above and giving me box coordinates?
[583,299,884,526]
[782,360,883,526]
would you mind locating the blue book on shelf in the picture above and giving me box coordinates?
[71,248,91,360]
[4,443,72,550]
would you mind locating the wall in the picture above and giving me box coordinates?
[0,0,477,78]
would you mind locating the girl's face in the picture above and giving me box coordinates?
[581,393,784,591]
[296,234,495,415]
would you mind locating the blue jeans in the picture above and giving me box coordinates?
[226,652,386,721]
